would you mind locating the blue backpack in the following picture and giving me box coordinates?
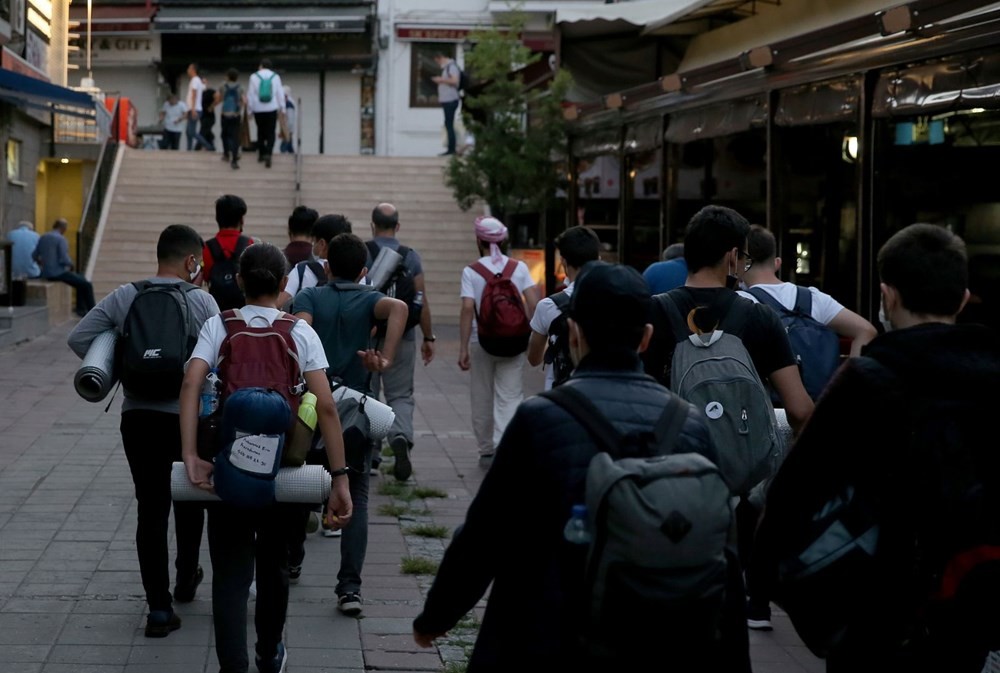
[221,83,240,114]
[746,286,841,401]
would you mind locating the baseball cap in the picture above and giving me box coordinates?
[569,262,651,350]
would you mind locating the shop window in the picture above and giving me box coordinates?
[411,43,456,108]
[6,139,21,183]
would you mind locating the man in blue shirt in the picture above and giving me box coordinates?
[34,218,95,316]
[7,221,40,278]
[642,242,688,295]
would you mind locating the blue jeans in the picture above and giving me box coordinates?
[442,100,459,154]
[51,271,95,314]
[186,112,212,151]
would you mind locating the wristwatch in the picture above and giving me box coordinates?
[329,467,350,477]
[423,335,437,342]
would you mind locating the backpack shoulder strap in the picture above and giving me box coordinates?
[652,394,690,456]
[364,240,380,262]
[307,260,326,283]
[539,386,621,454]
[717,291,752,335]
[206,238,225,262]
[501,258,518,280]
[793,285,813,315]
[296,261,308,289]
[551,290,571,312]
[746,286,787,314]
[180,282,200,294]
[469,261,495,283]
[131,280,152,293]
[233,235,252,258]
[397,245,411,260]
[221,308,246,336]
[655,292,691,344]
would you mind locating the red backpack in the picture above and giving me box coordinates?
[217,309,304,430]
[471,259,531,357]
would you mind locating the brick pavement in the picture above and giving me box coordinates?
[0,322,823,673]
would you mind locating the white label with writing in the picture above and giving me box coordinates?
[228,431,281,474]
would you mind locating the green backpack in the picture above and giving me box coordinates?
[258,72,276,103]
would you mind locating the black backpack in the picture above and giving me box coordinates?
[457,66,470,95]
[543,291,574,387]
[118,281,201,400]
[296,260,328,290]
[365,241,421,331]
[206,236,251,311]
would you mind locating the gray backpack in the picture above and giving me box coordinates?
[541,385,731,658]
[658,292,784,496]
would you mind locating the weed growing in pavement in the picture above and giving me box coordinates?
[400,556,440,575]
[444,663,468,673]
[378,481,417,500]
[377,503,411,517]
[454,613,479,631]
[404,524,450,539]
[412,486,448,499]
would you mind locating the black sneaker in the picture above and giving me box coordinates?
[265,157,272,168]
[337,593,362,617]
[231,160,240,170]
[746,601,773,631]
[222,153,230,161]
[390,436,412,482]
[145,610,181,638]
[173,565,203,603]
[289,565,302,585]
[255,642,288,673]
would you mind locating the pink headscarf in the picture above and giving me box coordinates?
[474,216,508,266]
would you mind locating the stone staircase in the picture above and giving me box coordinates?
[90,148,479,324]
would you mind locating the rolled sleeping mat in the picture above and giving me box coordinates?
[747,408,794,509]
[774,408,794,453]
[74,330,118,402]
[332,385,396,441]
[170,462,332,503]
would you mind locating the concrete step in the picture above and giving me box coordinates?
[0,305,51,349]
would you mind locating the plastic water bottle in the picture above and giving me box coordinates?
[286,392,318,466]
[563,504,591,545]
[200,368,220,417]
[413,290,424,309]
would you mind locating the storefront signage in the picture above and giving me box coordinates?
[68,34,161,66]
[155,17,367,34]
[396,27,476,41]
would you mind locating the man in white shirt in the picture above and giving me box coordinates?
[158,93,187,150]
[527,226,601,390]
[185,63,213,151]
[458,217,539,461]
[246,58,286,168]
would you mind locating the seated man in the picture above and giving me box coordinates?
[34,218,95,317]
[7,221,40,279]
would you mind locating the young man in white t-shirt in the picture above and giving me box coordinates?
[276,214,352,311]
[185,63,213,151]
[527,226,601,390]
[458,217,540,461]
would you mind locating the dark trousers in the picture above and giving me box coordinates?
[221,116,241,160]
[200,113,216,148]
[254,111,278,159]
[209,503,294,673]
[121,410,205,612]
[442,100,459,154]
[51,271,95,314]
[159,131,181,150]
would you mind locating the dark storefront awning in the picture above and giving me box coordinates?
[873,52,1000,117]
[154,6,369,34]
[0,68,96,118]
[69,5,156,34]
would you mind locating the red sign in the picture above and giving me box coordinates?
[396,27,475,41]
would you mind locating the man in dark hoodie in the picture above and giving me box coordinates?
[755,223,1000,673]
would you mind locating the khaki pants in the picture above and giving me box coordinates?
[469,343,525,455]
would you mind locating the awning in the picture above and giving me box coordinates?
[0,68,96,119]
[665,94,768,144]
[776,76,862,126]
[69,5,155,34]
[556,0,714,39]
[872,52,1000,117]
[154,6,369,34]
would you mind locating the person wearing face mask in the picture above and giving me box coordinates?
[276,213,352,311]
[67,225,220,638]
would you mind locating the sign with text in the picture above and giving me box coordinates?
[68,34,161,66]
[155,16,367,34]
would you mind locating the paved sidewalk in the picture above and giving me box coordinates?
[0,323,823,673]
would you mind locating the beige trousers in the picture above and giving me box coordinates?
[469,343,525,455]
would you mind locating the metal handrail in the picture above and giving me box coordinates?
[294,96,303,206]
[76,99,121,273]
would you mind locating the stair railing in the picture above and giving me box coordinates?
[76,99,121,275]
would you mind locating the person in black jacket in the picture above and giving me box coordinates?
[412,262,722,671]
[755,223,1000,673]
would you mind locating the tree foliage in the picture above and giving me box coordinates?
[445,13,571,224]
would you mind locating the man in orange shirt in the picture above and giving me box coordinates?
[203,194,255,310]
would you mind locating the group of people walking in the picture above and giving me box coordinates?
[158,60,294,169]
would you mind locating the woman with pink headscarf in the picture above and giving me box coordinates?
[458,216,541,462]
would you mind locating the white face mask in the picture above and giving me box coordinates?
[878,301,892,333]
[189,263,202,282]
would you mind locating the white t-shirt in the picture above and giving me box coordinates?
[189,306,329,373]
[738,282,845,325]
[161,100,188,133]
[284,260,327,298]
[529,282,575,390]
[188,76,206,112]
[460,255,536,344]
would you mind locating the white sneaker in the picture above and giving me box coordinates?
[322,527,342,538]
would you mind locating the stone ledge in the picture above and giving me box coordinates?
[25,280,72,326]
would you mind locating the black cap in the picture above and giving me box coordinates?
[569,262,651,350]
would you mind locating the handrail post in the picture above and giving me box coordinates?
[294,96,303,207]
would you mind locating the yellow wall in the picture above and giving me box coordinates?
[36,160,85,266]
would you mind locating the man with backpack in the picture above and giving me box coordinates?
[415,263,731,671]
[755,223,1000,673]
[431,52,461,156]
[275,213,352,310]
[217,68,244,170]
[203,194,254,311]
[283,205,318,267]
[527,225,601,390]
[247,58,285,168]
[293,233,408,617]
[365,203,436,481]
[67,224,220,638]
[740,224,877,399]
[458,216,539,462]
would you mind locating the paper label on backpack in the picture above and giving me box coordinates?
[228,431,280,474]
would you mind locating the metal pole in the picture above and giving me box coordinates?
[86,0,93,80]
